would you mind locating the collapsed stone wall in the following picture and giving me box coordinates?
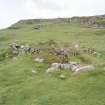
[9,42,97,58]
[9,43,40,55]
[9,42,97,74]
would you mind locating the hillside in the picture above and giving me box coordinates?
[10,14,105,29]
[0,15,105,105]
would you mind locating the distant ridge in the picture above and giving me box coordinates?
[10,14,105,28]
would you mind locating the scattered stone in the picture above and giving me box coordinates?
[59,74,66,80]
[69,61,79,65]
[10,43,20,50]
[30,48,40,54]
[71,65,81,71]
[20,45,25,49]
[9,42,96,75]
[10,42,40,55]
[46,67,60,73]
[34,58,44,63]
[47,62,95,74]
[13,57,17,60]
[74,44,80,49]
[75,65,95,73]
[54,49,69,57]
[50,62,80,71]
[19,47,26,55]
[10,43,20,55]
[51,63,61,69]
[32,69,37,74]
[24,44,30,53]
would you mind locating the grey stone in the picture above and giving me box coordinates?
[75,65,95,72]
[12,50,19,55]
[46,67,60,73]
[59,74,66,80]
[60,63,71,70]
[34,58,44,63]
[51,63,61,69]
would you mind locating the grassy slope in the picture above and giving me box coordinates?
[0,55,105,105]
[0,22,105,105]
[0,23,105,50]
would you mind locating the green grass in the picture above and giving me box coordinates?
[0,23,105,50]
[0,55,105,105]
[0,21,105,105]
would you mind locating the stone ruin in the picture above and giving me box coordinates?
[46,62,95,73]
[9,42,96,74]
[10,42,97,57]
[9,42,40,55]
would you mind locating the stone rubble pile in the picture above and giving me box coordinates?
[10,43,40,55]
[46,62,95,73]
[9,42,96,74]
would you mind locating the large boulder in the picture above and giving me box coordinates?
[10,43,20,55]
[48,62,72,72]
[71,65,81,71]
[50,62,80,71]
[69,61,81,71]
[75,65,95,73]
[60,63,71,70]
[19,45,26,55]
[46,61,95,74]
[46,63,66,73]
[59,74,66,80]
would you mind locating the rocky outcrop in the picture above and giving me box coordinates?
[71,15,105,28]
[9,14,105,29]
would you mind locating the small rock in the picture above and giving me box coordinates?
[32,70,37,74]
[59,74,66,80]
[20,45,25,49]
[60,63,71,70]
[69,61,79,65]
[13,57,17,60]
[46,67,60,73]
[34,58,44,63]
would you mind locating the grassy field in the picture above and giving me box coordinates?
[0,21,105,105]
